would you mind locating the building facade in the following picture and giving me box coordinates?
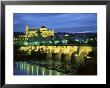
[25,25,54,37]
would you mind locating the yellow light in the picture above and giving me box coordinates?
[75,54,78,56]
[87,56,92,58]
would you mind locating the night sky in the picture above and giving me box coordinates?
[13,13,97,33]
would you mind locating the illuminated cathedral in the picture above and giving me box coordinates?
[25,24,54,37]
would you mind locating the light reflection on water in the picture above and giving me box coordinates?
[15,61,65,75]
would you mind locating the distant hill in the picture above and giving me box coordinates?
[14,32,25,37]
[14,32,96,39]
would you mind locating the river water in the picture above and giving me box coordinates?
[14,61,65,75]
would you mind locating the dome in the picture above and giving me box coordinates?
[41,26,46,28]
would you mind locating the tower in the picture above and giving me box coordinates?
[26,24,28,35]
[52,29,54,36]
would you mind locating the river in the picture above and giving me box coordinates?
[14,61,65,75]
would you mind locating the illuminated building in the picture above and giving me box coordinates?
[25,24,54,37]
[14,25,55,44]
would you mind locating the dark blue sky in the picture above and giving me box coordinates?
[13,13,97,33]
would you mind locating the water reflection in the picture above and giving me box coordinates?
[14,61,65,75]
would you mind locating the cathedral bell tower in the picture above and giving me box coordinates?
[26,24,28,35]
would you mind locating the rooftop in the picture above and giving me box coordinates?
[40,26,46,28]
[28,29,39,31]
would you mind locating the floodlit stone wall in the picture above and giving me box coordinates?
[19,46,96,62]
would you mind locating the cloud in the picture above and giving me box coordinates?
[13,13,97,33]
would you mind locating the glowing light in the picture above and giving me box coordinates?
[49,70,52,75]
[65,40,68,42]
[54,41,59,44]
[31,65,34,75]
[21,63,24,70]
[42,67,45,76]
[42,42,45,44]
[65,34,69,36]
[87,56,92,58]
[49,41,52,43]
[26,64,30,74]
[90,39,93,40]
[85,41,87,43]
[36,66,39,75]
[35,42,38,44]
[62,39,67,44]
[24,42,28,45]
[76,39,79,41]
[75,54,78,56]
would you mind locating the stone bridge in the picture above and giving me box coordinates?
[20,46,96,63]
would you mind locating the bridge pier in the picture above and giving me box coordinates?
[71,53,77,64]
[61,53,71,62]
[46,53,52,61]
[79,51,87,64]
[52,53,61,61]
